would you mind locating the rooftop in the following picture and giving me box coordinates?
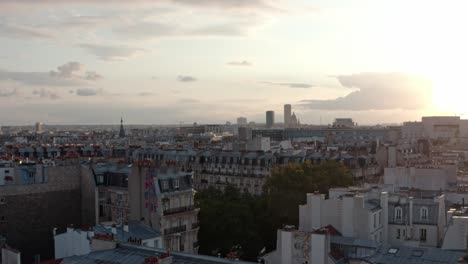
[94,221,161,241]
[58,244,255,264]
[366,245,465,264]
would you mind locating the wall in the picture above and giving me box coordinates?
[80,165,98,225]
[0,164,89,263]
[384,167,453,191]
[1,247,21,264]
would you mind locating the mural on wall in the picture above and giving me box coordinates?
[144,167,158,213]
[293,231,311,263]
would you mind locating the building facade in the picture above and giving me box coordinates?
[129,164,199,254]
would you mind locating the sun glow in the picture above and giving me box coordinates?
[372,1,468,116]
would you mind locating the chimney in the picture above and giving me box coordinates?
[67,224,74,233]
[111,224,117,235]
[53,227,58,236]
[124,222,129,233]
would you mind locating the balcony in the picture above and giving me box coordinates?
[163,205,196,216]
[164,225,187,235]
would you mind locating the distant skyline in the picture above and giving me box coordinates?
[1,0,467,125]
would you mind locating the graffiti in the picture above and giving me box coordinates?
[293,231,311,263]
[145,167,158,212]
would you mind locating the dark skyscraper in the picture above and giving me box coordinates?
[266,110,274,128]
[284,104,291,126]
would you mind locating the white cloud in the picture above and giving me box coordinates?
[299,73,432,110]
[79,43,145,60]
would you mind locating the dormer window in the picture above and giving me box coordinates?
[173,179,180,189]
[395,207,403,222]
[162,181,169,191]
[420,207,428,221]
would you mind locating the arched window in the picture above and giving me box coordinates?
[395,207,403,222]
[420,207,428,221]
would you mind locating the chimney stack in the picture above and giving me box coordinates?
[111,224,117,235]
[124,222,129,233]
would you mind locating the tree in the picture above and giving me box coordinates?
[263,161,353,230]
[195,161,353,261]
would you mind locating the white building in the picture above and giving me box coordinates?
[299,190,446,248]
[299,192,385,243]
[443,206,468,251]
[246,136,271,152]
[237,117,247,126]
[402,121,424,141]
[264,190,455,264]
[422,116,461,140]
[384,166,457,191]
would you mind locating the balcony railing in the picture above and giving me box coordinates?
[163,205,195,216]
[164,225,187,235]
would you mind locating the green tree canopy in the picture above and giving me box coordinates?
[195,160,353,261]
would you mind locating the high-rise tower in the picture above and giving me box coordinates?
[284,104,292,127]
[266,110,275,128]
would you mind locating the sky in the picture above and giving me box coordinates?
[0,0,467,125]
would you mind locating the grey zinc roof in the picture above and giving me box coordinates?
[366,245,465,264]
[61,244,256,264]
[94,221,161,241]
[331,236,380,249]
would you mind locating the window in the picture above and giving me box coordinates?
[378,212,382,226]
[0,197,5,204]
[420,207,428,221]
[395,207,403,222]
[162,181,169,191]
[97,175,104,184]
[0,216,6,222]
[163,199,170,210]
[403,229,406,238]
[420,229,427,242]
[373,214,377,229]
[396,229,401,239]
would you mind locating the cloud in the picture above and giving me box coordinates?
[299,72,432,111]
[0,88,17,97]
[137,92,155,96]
[76,88,102,96]
[79,43,145,60]
[0,22,54,39]
[178,98,200,103]
[188,23,247,36]
[84,71,103,81]
[263,81,314,88]
[49,61,82,78]
[177,75,197,82]
[0,62,102,86]
[171,0,274,10]
[113,21,176,39]
[32,88,60,99]
[227,60,252,66]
